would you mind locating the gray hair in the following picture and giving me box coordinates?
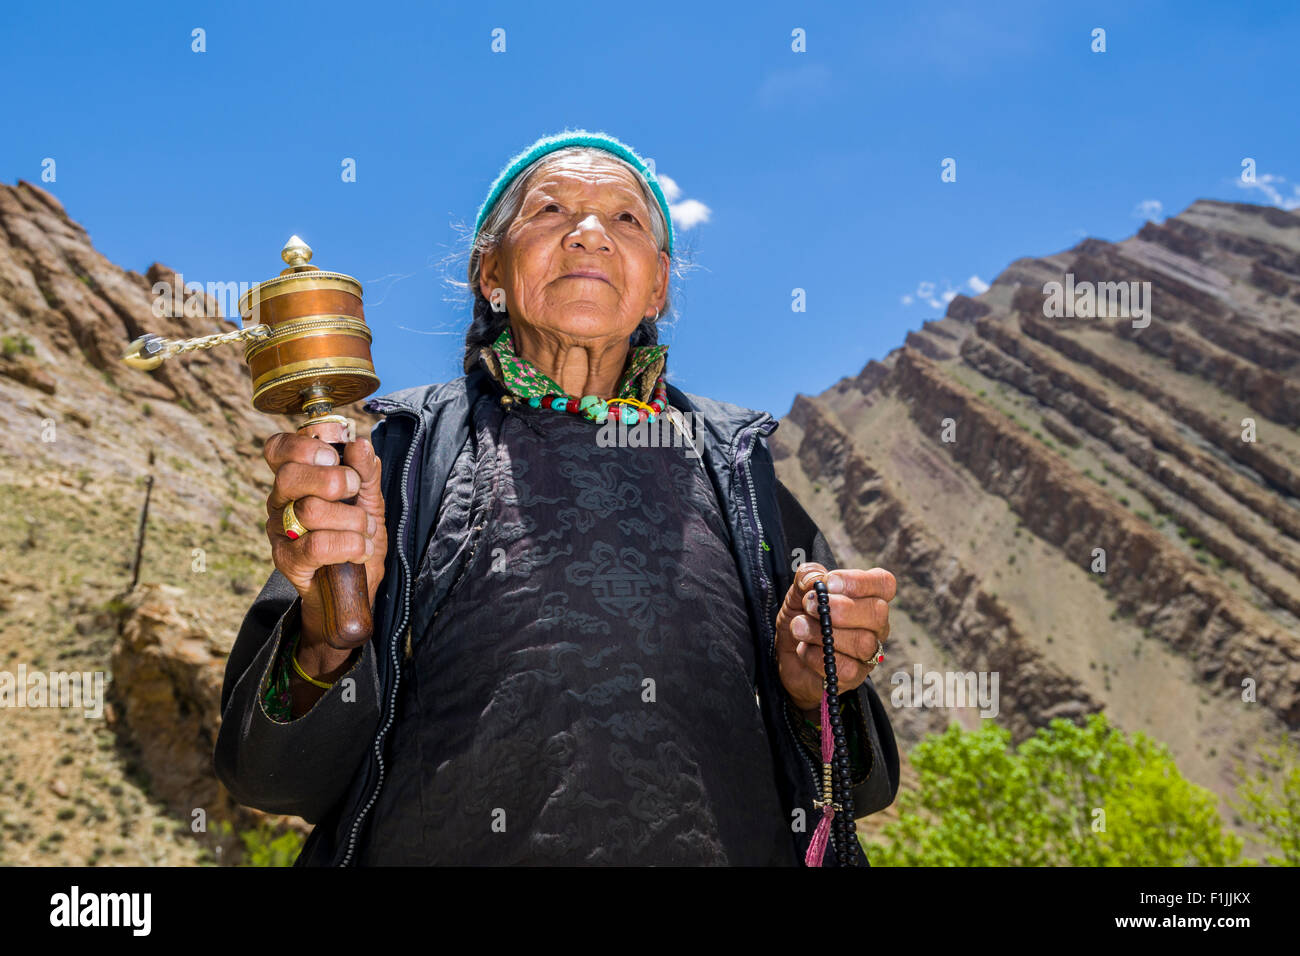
[451,145,689,374]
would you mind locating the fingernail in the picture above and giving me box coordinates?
[792,616,810,639]
[365,537,375,557]
[315,447,338,466]
[346,470,360,495]
[804,593,817,613]
[367,515,376,535]
[827,573,844,593]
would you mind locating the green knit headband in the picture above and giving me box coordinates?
[473,130,675,257]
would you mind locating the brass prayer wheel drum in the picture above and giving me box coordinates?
[237,236,380,415]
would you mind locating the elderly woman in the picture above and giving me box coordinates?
[215,130,899,866]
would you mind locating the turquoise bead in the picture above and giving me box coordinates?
[578,395,600,411]
[550,398,568,411]
[527,396,541,408]
[621,405,638,425]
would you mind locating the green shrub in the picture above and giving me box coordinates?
[1,334,34,357]
[239,822,304,867]
[866,714,1244,866]
[1231,737,1300,866]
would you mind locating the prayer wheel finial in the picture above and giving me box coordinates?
[281,235,315,272]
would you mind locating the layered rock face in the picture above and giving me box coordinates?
[772,199,1300,812]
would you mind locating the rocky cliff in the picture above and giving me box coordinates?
[772,199,1300,837]
[0,180,373,864]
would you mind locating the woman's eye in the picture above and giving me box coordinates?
[619,212,640,225]
[539,202,561,213]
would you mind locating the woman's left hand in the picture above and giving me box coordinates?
[774,563,896,714]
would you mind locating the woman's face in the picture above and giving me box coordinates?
[479,153,670,347]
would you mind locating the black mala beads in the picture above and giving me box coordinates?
[814,578,860,866]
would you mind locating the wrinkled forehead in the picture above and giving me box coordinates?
[522,153,650,208]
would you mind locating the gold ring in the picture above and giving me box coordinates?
[282,500,309,540]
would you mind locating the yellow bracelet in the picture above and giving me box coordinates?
[290,635,336,690]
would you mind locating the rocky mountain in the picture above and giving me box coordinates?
[772,199,1300,842]
[1,178,1295,863]
[0,180,374,864]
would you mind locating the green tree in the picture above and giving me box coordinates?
[1230,736,1300,866]
[867,713,1243,866]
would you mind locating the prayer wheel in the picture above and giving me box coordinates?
[122,236,381,650]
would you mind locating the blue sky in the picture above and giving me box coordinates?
[2,0,1297,417]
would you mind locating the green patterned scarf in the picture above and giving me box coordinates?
[479,325,667,404]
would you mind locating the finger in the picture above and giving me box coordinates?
[268,461,361,511]
[800,592,891,633]
[271,526,373,572]
[264,432,341,474]
[794,562,829,591]
[270,496,373,539]
[781,562,828,620]
[792,623,883,664]
[795,640,870,685]
[821,567,897,602]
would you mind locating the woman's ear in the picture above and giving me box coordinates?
[479,248,502,302]
[648,249,670,316]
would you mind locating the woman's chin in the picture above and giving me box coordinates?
[526,307,637,339]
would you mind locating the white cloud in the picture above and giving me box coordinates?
[1133,199,1163,220]
[903,277,972,310]
[967,275,990,293]
[656,173,682,202]
[669,198,711,230]
[1236,172,1300,210]
[652,172,711,231]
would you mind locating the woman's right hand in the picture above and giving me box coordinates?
[263,433,387,674]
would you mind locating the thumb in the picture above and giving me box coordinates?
[343,438,384,514]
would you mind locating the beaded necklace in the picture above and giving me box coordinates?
[523,373,670,425]
[806,578,861,866]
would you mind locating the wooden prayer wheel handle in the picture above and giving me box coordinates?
[300,425,373,651]
[312,559,372,650]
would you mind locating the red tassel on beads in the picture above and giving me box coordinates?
[804,690,835,867]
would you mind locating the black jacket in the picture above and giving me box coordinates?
[213,365,900,865]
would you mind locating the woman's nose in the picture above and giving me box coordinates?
[568,215,612,251]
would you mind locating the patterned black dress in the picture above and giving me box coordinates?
[355,395,796,865]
